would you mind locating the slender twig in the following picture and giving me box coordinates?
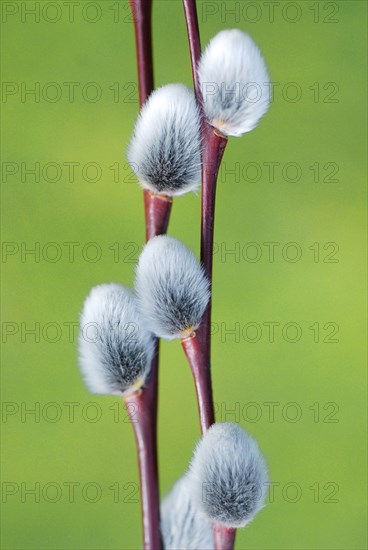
[125,376,161,549]
[182,0,201,96]
[182,0,229,420]
[197,127,228,360]
[182,2,233,549]
[130,0,154,106]
[129,0,173,240]
[181,333,214,433]
[182,0,228,366]
[129,1,166,548]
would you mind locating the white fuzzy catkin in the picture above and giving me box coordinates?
[189,422,268,528]
[78,283,154,396]
[198,29,270,137]
[161,476,214,550]
[127,84,201,196]
[135,235,210,340]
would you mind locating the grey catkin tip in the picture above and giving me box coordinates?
[135,235,210,340]
[78,283,154,396]
[127,83,201,196]
[189,422,269,528]
[161,476,214,550]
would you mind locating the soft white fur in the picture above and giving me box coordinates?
[189,422,268,528]
[198,30,270,137]
[127,84,201,196]
[78,283,154,396]
[161,476,214,549]
[135,236,210,340]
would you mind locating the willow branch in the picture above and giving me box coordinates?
[128,2,163,548]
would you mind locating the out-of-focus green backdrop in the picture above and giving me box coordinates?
[1,1,367,548]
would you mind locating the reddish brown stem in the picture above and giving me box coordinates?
[125,344,161,549]
[129,0,154,107]
[144,191,172,241]
[196,127,228,359]
[183,3,233,549]
[130,0,172,240]
[182,0,201,98]
[129,2,164,548]
[182,0,229,360]
[181,334,215,433]
[213,525,237,549]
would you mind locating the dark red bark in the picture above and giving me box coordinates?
[213,525,237,549]
[181,334,215,433]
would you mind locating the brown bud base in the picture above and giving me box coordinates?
[213,525,237,550]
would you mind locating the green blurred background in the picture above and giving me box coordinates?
[1,0,367,548]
